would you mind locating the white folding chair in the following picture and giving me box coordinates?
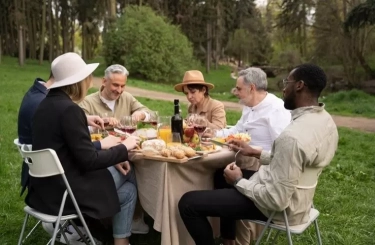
[14,138,29,156]
[17,145,97,245]
[250,168,323,245]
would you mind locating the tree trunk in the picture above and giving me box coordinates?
[18,26,24,66]
[355,49,375,79]
[206,22,212,73]
[214,2,221,70]
[39,0,46,64]
[0,34,2,64]
[82,22,86,60]
[54,0,61,56]
[60,0,69,53]
[27,4,35,59]
[22,0,26,60]
[302,1,307,57]
[48,0,53,61]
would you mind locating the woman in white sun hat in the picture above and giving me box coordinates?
[28,52,139,245]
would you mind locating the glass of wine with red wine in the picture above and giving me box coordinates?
[148,111,159,129]
[100,112,113,129]
[193,115,208,146]
[119,116,137,135]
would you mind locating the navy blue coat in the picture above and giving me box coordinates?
[27,89,128,219]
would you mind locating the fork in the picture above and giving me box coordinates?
[233,149,241,168]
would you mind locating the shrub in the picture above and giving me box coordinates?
[103,5,197,83]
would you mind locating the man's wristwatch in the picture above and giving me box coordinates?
[233,177,243,186]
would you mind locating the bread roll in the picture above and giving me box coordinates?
[141,139,166,151]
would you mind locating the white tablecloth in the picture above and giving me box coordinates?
[133,148,236,245]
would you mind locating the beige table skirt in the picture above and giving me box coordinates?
[133,148,236,245]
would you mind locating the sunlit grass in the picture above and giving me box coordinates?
[1,56,375,244]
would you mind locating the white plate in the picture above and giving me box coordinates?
[196,145,222,154]
[135,128,157,139]
[114,128,127,135]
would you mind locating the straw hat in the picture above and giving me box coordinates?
[49,52,99,89]
[174,70,214,92]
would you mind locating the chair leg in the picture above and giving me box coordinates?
[17,214,30,245]
[23,220,42,242]
[255,212,276,245]
[59,223,70,245]
[271,230,281,245]
[314,219,323,245]
[283,210,293,245]
[70,220,90,245]
[266,229,273,242]
[51,192,69,245]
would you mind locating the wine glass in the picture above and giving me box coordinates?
[149,111,159,129]
[193,115,208,146]
[119,116,137,135]
[100,112,113,129]
[186,113,198,127]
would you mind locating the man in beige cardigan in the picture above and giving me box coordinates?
[79,64,150,234]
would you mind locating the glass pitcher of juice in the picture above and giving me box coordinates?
[158,116,172,143]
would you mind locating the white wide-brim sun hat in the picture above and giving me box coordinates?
[49,52,99,89]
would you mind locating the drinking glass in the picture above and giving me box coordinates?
[202,127,216,145]
[193,115,208,146]
[158,116,172,143]
[168,132,182,146]
[119,116,137,135]
[186,113,198,127]
[100,112,114,129]
[148,111,159,129]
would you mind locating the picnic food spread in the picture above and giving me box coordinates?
[225,133,251,142]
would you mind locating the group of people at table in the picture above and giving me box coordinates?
[17,52,338,245]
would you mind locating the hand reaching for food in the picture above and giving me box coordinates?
[122,135,141,150]
[100,135,122,149]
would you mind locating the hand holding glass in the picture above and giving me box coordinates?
[119,116,137,135]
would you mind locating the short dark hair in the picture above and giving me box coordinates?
[186,84,209,96]
[292,64,327,96]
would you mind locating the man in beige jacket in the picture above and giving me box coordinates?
[79,64,150,234]
[79,64,151,122]
[178,63,338,245]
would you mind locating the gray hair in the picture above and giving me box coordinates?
[104,64,129,78]
[238,67,268,91]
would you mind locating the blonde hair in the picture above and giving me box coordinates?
[60,75,93,102]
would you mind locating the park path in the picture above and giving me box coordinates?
[92,78,375,133]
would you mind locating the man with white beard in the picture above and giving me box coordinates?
[214,67,291,245]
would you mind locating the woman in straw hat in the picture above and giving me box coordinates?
[29,52,139,245]
[174,70,226,129]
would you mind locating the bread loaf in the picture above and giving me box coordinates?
[141,139,166,151]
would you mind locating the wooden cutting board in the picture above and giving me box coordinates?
[141,154,203,163]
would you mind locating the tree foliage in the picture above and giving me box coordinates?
[103,5,197,83]
[344,0,375,31]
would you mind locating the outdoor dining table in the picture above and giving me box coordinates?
[132,148,236,245]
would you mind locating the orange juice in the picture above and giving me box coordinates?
[159,127,172,143]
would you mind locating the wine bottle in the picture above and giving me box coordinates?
[171,99,183,140]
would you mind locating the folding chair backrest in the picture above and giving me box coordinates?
[21,145,64,178]
[296,167,322,189]
[14,138,32,158]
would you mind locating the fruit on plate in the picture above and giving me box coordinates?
[225,133,251,142]
[212,137,225,143]
[184,127,195,138]
[191,134,200,144]
[183,135,191,143]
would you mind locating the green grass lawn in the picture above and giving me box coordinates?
[1,57,375,244]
